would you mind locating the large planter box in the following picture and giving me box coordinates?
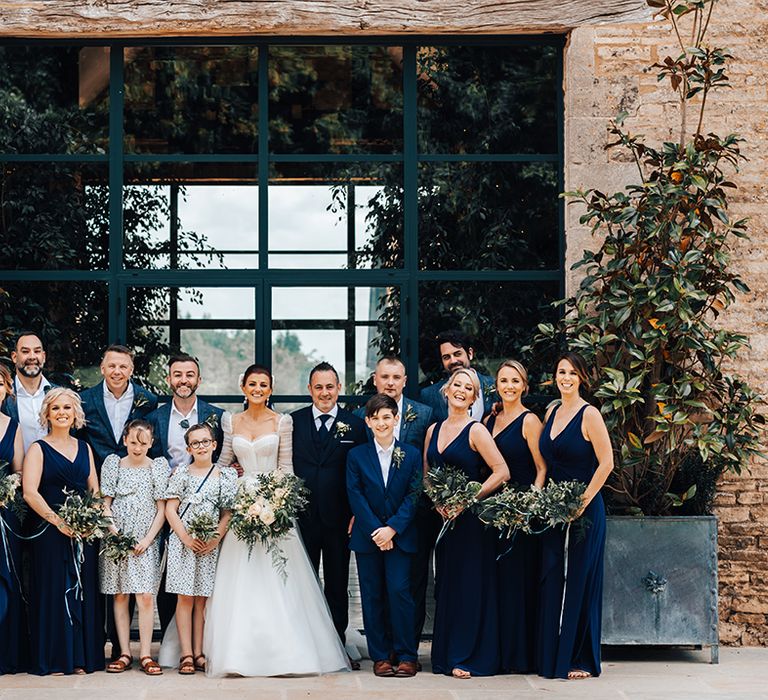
[602,515,719,663]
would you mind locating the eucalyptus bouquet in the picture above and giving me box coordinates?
[530,480,587,529]
[185,510,221,544]
[101,531,138,563]
[230,470,309,581]
[57,488,112,543]
[474,483,539,539]
[0,468,25,520]
[424,464,482,544]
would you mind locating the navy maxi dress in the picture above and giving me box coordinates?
[27,439,104,675]
[428,421,499,676]
[537,404,605,679]
[0,419,25,674]
[487,412,541,674]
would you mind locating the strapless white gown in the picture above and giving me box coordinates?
[203,413,350,677]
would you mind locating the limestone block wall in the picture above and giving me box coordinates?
[564,0,768,644]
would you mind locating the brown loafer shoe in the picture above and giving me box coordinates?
[373,660,396,677]
[395,660,418,677]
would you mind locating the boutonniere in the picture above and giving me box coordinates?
[132,393,150,411]
[392,446,405,469]
[203,413,220,432]
[403,404,418,424]
[483,382,496,403]
[334,421,351,439]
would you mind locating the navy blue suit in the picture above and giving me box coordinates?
[291,405,366,642]
[145,399,225,466]
[347,440,421,663]
[78,381,158,471]
[354,397,433,451]
[419,371,498,422]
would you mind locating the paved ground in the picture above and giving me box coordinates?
[0,645,763,699]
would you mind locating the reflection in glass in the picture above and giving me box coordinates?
[0,163,109,270]
[269,163,403,269]
[269,45,403,154]
[417,45,558,154]
[0,281,107,385]
[0,46,110,153]
[271,286,398,392]
[124,46,259,154]
[417,281,560,386]
[123,162,258,269]
[127,286,256,392]
[418,161,559,270]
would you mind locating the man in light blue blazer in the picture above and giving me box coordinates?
[354,356,433,451]
[347,394,422,678]
[79,344,158,472]
[419,330,498,422]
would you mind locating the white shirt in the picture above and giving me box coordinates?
[15,375,51,452]
[102,381,134,443]
[394,395,404,441]
[312,404,339,432]
[470,391,485,422]
[374,439,395,487]
[168,400,198,470]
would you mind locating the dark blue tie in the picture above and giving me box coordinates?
[318,414,332,444]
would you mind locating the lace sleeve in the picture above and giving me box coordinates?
[277,413,294,475]
[216,410,234,467]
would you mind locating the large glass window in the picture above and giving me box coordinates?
[0,38,563,403]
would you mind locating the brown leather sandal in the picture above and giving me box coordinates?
[139,656,163,675]
[178,655,195,675]
[106,654,132,673]
[194,654,206,672]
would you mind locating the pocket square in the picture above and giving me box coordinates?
[340,440,355,444]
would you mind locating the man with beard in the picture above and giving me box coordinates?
[145,352,234,635]
[419,330,497,422]
[79,344,158,472]
[2,331,54,451]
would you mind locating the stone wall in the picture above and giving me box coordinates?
[564,0,768,645]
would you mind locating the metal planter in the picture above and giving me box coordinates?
[601,515,719,663]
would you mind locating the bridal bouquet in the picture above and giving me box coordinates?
[0,469,25,520]
[101,531,138,563]
[57,488,112,543]
[424,464,482,545]
[474,483,539,539]
[230,470,309,581]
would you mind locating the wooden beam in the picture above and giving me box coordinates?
[0,1,653,38]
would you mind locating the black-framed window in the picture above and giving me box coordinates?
[0,37,564,403]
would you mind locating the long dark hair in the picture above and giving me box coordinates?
[553,351,591,395]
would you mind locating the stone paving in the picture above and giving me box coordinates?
[0,645,763,699]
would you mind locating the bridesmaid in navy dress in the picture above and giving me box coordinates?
[0,364,26,674]
[22,387,105,675]
[484,360,547,674]
[424,367,509,679]
[537,352,613,680]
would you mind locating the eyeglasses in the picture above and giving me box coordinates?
[188,438,213,449]
[179,419,190,430]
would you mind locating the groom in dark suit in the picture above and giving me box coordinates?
[292,362,366,656]
[79,344,157,472]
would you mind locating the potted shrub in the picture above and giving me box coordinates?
[534,0,765,661]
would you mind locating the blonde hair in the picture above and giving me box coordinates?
[0,364,13,397]
[496,359,530,397]
[441,367,481,401]
[39,387,86,431]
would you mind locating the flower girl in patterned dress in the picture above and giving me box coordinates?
[164,423,237,675]
[100,419,169,676]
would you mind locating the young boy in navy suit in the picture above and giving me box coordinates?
[347,394,422,678]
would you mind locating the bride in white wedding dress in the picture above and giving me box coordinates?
[203,366,350,677]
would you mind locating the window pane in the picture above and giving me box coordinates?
[269,163,403,269]
[0,46,109,154]
[0,281,107,386]
[269,46,403,154]
[417,45,558,154]
[124,46,259,154]
[0,163,109,270]
[124,162,258,270]
[418,281,560,386]
[126,286,256,392]
[418,161,559,270]
[272,286,399,391]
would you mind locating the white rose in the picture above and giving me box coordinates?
[247,502,262,518]
[259,507,276,526]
